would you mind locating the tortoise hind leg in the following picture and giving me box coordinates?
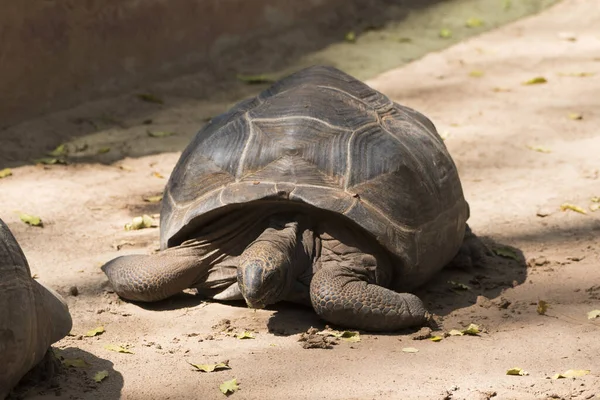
[309,262,429,332]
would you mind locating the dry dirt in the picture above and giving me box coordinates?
[1,1,600,399]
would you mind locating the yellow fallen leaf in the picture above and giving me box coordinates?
[124,215,156,231]
[97,147,111,154]
[118,164,134,172]
[0,168,12,178]
[591,197,600,203]
[537,300,548,315]
[439,29,452,38]
[344,31,356,43]
[552,369,590,379]
[104,344,134,354]
[339,331,361,342]
[236,331,255,339]
[94,370,109,383]
[152,171,165,179]
[559,72,595,77]
[506,367,529,376]
[62,358,89,368]
[33,157,68,165]
[560,203,587,215]
[527,145,551,153]
[465,18,484,28]
[85,326,105,337]
[448,329,464,336]
[568,112,583,120]
[136,93,164,104]
[189,361,231,372]
[448,281,471,290]
[462,324,480,336]
[219,378,239,395]
[469,70,484,77]
[147,131,176,138]
[587,310,600,319]
[402,347,419,353]
[523,76,547,85]
[590,203,600,212]
[143,195,163,203]
[48,144,67,157]
[18,213,43,227]
[430,336,443,342]
[492,246,519,260]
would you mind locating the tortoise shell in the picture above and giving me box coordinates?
[160,66,468,288]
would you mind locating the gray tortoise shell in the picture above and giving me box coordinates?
[160,66,468,288]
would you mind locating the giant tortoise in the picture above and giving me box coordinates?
[1,218,72,398]
[102,65,478,331]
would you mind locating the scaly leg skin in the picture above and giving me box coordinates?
[101,242,210,302]
[310,263,429,332]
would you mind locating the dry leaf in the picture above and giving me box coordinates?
[492,246,519,260]
[236,331,255,339]
[506,367,529,376]
[448,281,471,291]
[219,378,239,395]
[152,171,165,179]
[430,336,443,342]
[189,361,231,373]
[85,326,105,337]
[587,310,600,319]
[439,29,452,38]
[33,157,68,165]
[568,112,583,120]
[0,168,12,178]
[560,203,587,215]
[462,324,480,336]
[448,329,464,336]
[143,195,163,203]
[402,347,419,353]
[465,18,484,28]
[344,31,356,43]
[124,215,156,231]
[97,147,111,154]
[527,145,551,153]
[469,70,484,77]
[537,300,548,315]
[104,344,134,354]
[523,76,547,85]
[552,369,590,379]
[590,203,600,212]
[48,144,67,157]
[94,370,109,383]
[147,131,176,138]
[559,72,594,77]
[18,213,43,227]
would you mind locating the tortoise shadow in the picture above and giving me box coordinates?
[415,235,527,319]
[267,234,527,336]
[10,347,123,400]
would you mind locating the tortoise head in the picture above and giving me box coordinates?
[237,253,285,309]
[237,218,302,309]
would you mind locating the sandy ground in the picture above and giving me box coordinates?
[2,0,600,399]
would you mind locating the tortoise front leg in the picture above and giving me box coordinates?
[309,263,429,331]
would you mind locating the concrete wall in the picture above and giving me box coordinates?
[0,0,348,126]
